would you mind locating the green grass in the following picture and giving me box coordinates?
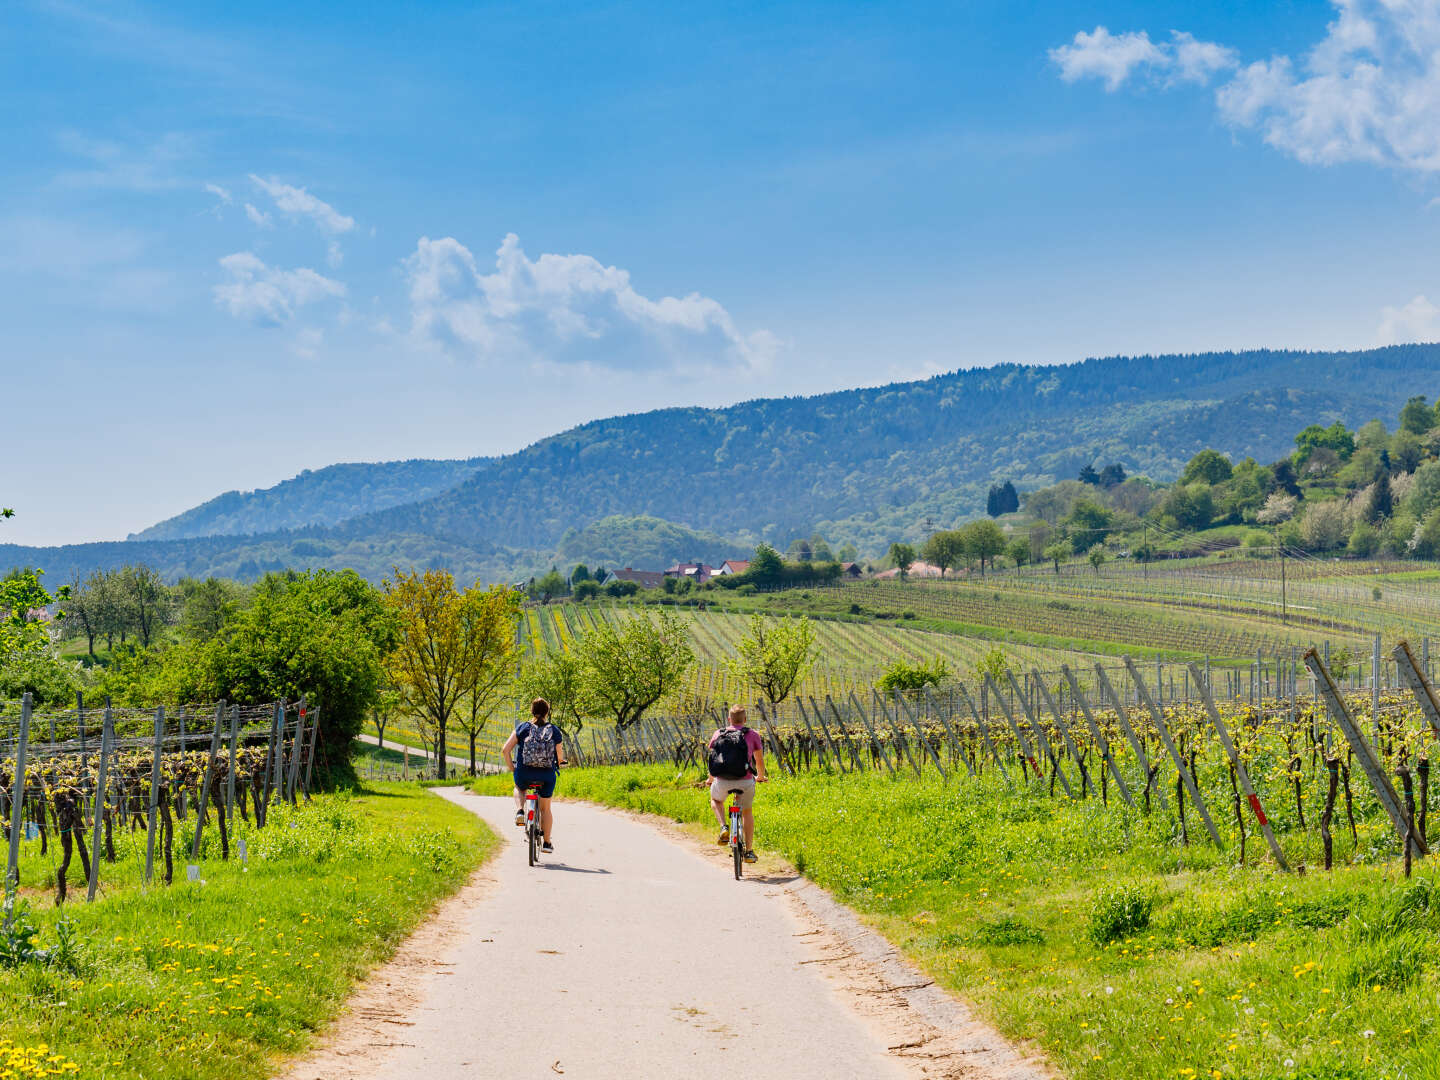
[0,782,494,1079]
[474,765,1440,1080]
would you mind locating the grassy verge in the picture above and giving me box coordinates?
[0,782,494,1080]
[473,765,1438,1080]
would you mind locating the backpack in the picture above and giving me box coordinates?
[708,727,752,780]
[520,723,558,769]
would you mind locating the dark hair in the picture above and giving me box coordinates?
[531,698,551,723]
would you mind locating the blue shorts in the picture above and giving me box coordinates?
[514,766,557,798]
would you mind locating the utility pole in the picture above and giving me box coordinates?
[1142,522,1148,581]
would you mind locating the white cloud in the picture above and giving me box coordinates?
[1051,27,1167,91]
[1379,294,1440,343]
[403,233,776,373]
[248,174,354,233]
[1170,32,1239,86]
[244,203,272,228]
[204,182,232,205]
[326,239,343,268]
[213,251,345,326]
[1056,3,1440,174]
[1216,0,1440,171]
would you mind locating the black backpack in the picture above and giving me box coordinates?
[708,727,752,780]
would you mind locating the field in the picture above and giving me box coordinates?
[0,782,494,1080]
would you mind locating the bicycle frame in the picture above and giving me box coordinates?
[727,791,745,879]
[525,784,543,866]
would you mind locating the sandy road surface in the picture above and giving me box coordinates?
[284,789,1049,1080]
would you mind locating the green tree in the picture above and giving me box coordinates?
[177,576,246,641]
[1400,395,1435,435]
[1181,449,1233,485]
[727,614,815,706]
[453,585,522,776]
[1043,540,1072,574]
[964,519,1007,574]
[1088,547,1107,575]
[889,542,916,580]
[570,563,592,585]
[1161,483,1215,530]
[116,564,172,647]
[1006,538,1030,570]
[519,648,588,736]
[749,543,783,582]
[573,579,601,601]
[202,569,396,771]
[1062,500,1113,553]
[920,530,964,576]
[577,609,694,729]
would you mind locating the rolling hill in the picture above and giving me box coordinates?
[10,344,1440,583]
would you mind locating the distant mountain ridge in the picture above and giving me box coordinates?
[11,344,1440,584]
[131,457,491,540]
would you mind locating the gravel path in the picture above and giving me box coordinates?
[282,789,1051,1080]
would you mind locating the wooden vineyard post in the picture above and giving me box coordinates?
[5,693,32,900]
[983,675,1042,781]
[1187,662,1290,871]
[1302,650,1425,856]
[848,691,897,776]
[302,707,321,799]
[286,698,307,804]
[1000,672,1075,798]
[794,699,830,771]
[87,706,113,902]
[1093,665,1166,810]
[875,693,923,778]
[225,705,240,824]
[261,701,281,812]
[826,696,866,772]
[1123,657,1221,846]
[144,707,164,886]
[1062,666,1134,808]
[1392,641,1440,740]
[1032,672,1091,797]
[191,702,225,859]
[944,684,1010,788]
[806,697,849,775]
[895,693,948,780]
[755,701,794,777]
[272,701,289,803]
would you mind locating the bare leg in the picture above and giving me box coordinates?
[741,807,755,849]
[539,797,554,842]
[513,785,523,810]
[710,798,728,829]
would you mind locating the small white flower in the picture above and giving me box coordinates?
[1363,1030,1375,1038]
[1105,986,1114,995]
[1245,1007,1255,1015]
[1285,1060,1295,1069]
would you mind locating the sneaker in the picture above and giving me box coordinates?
[515,810,525,827]
[717,827,730,846]
[541,841,554,853]
[743,849,758,864]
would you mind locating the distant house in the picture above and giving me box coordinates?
[600,567,666,589]
[716,559,750,576]
[665,560,716,583]
[840,562,863,578]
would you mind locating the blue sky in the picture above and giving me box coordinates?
[6,0,1440,545]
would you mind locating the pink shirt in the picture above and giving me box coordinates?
[708,724,764,773]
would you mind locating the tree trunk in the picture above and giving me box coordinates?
[469,731,477,777]
[436,716,448,780]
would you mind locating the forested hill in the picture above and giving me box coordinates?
[338,344,1440,553]
[12,344,1440,583]
[130,457,491,540]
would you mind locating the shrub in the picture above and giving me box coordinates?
[1088,881,1156,945]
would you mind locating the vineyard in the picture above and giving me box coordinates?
[572,640,1440,878]
[832,555,1440,661]
[2,696,318,906]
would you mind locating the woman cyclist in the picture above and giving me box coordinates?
[502,698,566,853]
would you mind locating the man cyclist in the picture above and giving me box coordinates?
[707,704,767,864]
[502,698,566,853]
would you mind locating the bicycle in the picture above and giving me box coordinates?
[523,782,543,867]
[726,788,745,880]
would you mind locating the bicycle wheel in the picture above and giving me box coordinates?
[528,823,537,867]
[733,839,743,880]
